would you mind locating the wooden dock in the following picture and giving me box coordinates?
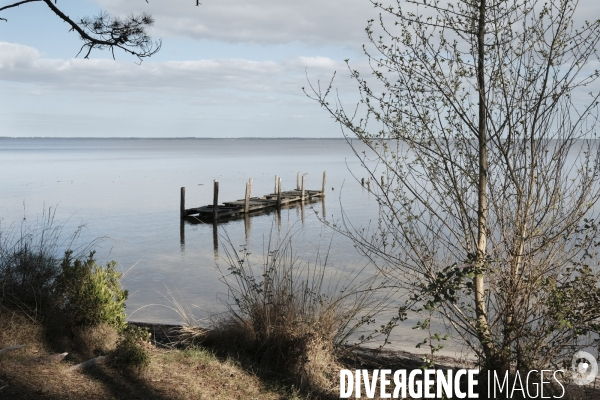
[180,172,326,221]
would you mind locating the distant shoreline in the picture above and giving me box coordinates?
[0,136,348,140]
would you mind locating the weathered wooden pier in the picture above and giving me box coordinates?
[180,171,326,221]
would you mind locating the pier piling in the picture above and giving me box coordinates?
[244,182,250,213]
[277,177,282,207]
[213,180,219,221]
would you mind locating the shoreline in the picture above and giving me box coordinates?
[128,321,475,370]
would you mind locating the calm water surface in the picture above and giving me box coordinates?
[1,137,469,355]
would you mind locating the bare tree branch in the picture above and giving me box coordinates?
[1,0,165,60]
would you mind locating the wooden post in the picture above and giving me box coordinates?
[322,171,326,197]
[277,177,282,207]
[244,182,250,213]
[180,187,186,218]
[248,178,253,197]
[296,172,300,190]
[301,175,306,200]
[213,180,219,221]
[274,175,278,194]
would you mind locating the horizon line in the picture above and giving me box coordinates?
[0,136,347,140]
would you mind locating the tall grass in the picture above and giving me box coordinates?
[0,208,92,317]
[214,229,394,394]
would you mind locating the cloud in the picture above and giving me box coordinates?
[0,42,350,96]
[94,0,375,46]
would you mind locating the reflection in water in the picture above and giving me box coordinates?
[244,214,251,243]
[276,207,282,235]
[213,220,218,259]
[179,218,185,252]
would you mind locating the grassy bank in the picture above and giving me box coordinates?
[0,308,307,399]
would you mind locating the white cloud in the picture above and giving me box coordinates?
[0,42,349,95]
[295,56,338,69]
[94,0,375,46]
[0,42,40,68]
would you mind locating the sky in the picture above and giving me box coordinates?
[0,0,376,138]
[0,0,598,138]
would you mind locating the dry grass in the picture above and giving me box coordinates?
[6,302,596,399]
[202,319,341,397]
[0,306,47,357]
[0,308,305,399]
[0,209,95,319]
[199,230,393,398]
[74,323,120,358]
[148,347,303,400]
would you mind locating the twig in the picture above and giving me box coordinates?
[68,355,107,371]
[0,344,25,356]
[36,352,68,365]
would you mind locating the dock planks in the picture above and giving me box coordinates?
[181,172,326,221]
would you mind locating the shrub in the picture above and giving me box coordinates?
[216,231,391,395]
[0,213,132,360]
[112,325,151,370]
[56,251,128,331]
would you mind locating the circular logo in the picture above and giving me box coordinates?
[572,351,598,385]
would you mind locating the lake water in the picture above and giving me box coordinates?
[1,137,476,356]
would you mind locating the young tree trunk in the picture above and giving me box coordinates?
[475,0,497,366]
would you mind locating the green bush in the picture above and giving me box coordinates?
[57,251,128,331]
[112,325,151,370]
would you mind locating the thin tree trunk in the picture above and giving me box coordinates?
[475,0,496,366]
